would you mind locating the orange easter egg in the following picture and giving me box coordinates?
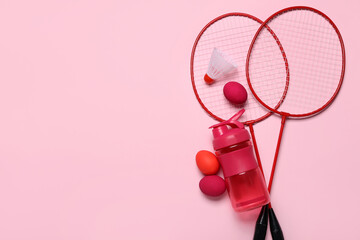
[196,150,220,175]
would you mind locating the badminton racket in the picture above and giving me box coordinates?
[190,12,287,180]
[246,6,345,240]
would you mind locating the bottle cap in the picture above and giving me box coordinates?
[210,110,250,150]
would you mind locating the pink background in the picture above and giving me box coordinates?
[0,0,359,239]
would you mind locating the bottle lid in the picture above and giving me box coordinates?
[210,110,250,150]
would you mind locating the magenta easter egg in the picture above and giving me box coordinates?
[223,81,248,104]
[199,175,226,197]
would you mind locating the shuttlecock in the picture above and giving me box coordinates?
[204,48,238,84]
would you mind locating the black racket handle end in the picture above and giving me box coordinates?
[253,204,269,240]
[269,207,284,240]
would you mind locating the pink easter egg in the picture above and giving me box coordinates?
[223,81,248,104]
[199,175,226,197]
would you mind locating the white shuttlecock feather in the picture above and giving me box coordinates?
[204,48,238,84]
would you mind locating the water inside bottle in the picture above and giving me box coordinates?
[226,168,270,212]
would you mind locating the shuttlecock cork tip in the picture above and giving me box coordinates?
[204,74,214,84]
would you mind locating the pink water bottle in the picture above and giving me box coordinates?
[210,109,270,212]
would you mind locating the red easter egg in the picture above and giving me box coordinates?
[199,175,226,197]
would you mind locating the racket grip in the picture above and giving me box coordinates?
[253,204,269,240]
[269,208,284,240]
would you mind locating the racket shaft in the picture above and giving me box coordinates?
[249,124,264,176]
[268,116,286,192]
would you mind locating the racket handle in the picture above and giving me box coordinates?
[269,208,284,240]
[253,204,269,240]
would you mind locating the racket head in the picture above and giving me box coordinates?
[190,13,287,124]
[246,6,345,118]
